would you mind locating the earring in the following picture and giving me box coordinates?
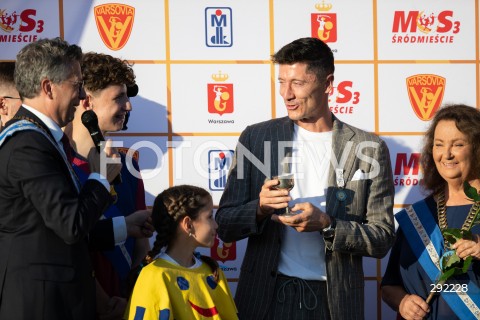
[188,232,192,237]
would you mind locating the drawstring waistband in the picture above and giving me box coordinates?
[276,276,319,311]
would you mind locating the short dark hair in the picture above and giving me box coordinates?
[271,37,334,80]
[421,104,480,193]
[0,62,15,89]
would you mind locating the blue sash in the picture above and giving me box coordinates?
[72,157,134,280]
[396,200,480,318]
[0,120,80,192]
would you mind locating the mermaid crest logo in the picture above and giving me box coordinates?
[207,71,234,116]
[94,3,135,51]
[211,234,236,263]
[310,1,337,43]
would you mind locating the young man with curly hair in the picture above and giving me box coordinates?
[64,52,153,320]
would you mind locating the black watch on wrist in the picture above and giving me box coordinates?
[322,216,336,239]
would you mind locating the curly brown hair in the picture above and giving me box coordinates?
[81,52,135,94]
[421,104,480,193]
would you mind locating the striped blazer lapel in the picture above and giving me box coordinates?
[329,116,356,184]
[327,117,356,212]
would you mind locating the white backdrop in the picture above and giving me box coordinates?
[1,1,479,319]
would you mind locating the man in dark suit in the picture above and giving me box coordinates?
[0,38,122,320]
[216,37,395,319]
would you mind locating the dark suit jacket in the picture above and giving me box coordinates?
[216,116,395,320]
[0,107,112,320]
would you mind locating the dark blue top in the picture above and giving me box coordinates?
[382,195,480,320]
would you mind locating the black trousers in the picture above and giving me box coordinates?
[265,274,331,320]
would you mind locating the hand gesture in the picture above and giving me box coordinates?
[452,234,480,260]
[126,209,154,238]
[87,139,122,184]
[257,178,291,220]
[398,294,430,320]
[271,202,331,232]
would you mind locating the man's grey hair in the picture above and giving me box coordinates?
[15,37,82,99]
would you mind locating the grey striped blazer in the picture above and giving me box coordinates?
[216,116,395,320]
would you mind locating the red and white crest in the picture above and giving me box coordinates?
[94,3,135,51]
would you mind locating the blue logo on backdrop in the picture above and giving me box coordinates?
[205,7,233,47]
[208,150,234,191]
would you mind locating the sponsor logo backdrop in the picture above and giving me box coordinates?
[1,1,479,319]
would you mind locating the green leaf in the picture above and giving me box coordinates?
[442,228,463,245]
[461,230,473,241]
[439,268,456,281]
[464,181,480,201]
[442,252,461,270]
[452,267,467,276]
[443,228,463,237]
[462,256,473,273]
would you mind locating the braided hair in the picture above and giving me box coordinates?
[128,185,219,292]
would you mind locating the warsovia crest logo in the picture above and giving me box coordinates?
[406,74,445,121]
[94,3,134,51]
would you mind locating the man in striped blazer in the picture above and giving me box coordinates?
[216,37,395,320]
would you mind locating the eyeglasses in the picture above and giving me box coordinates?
[1,96,21,100]
[64,80,84,94]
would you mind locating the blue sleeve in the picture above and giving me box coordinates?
[381,228,404,287]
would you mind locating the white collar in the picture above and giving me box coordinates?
[22,105,64,143]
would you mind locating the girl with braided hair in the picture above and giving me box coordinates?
[125,185,238,320]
